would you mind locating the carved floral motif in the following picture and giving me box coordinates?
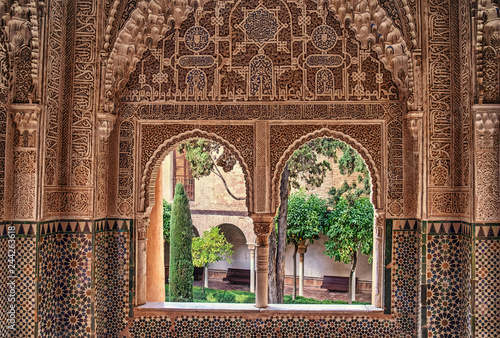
[105,0,410,111]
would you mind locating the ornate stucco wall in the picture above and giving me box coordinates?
[0,0,498,336]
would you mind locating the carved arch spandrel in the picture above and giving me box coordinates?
[270,126,382,211]
[140,127,254,216]
[104,0,412,112]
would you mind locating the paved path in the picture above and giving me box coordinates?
[194,278,371,304]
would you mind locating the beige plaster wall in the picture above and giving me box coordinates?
[284,234,372,281]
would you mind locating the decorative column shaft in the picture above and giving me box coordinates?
[247,243,256,293]
[136,216,150,305]
[250,213,275,308]
[96,113,116,217]
[146,164,165,302]
[372,209,385,308]
[11,105,40,221]
[473,105,500,222]
[298,240,307,297]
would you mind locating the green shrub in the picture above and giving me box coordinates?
[206,291,236,303]
[169,184,194,302]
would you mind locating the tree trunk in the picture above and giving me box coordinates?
[268,223,278,304]
[276,163,289,304]
[349,251,358,305]
[292,244,298,300]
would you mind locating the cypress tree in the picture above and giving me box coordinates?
[169,183,194,302]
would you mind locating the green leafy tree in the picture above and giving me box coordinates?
[286,190,328,299]
[192,226,234,292]
[324,196,374,304]
[178,140,244,200]
[169,183,194,302]
[163,199,172,242]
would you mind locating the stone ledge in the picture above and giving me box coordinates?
[136,302,389,318]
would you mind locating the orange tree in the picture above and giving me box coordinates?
[323,196,373,304]
[286,190,328,299]
[192,226,233,292]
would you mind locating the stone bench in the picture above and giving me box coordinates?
[222,268,251,285]
[320,276,357,293]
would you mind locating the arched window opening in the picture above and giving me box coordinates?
[146,138,255,304]
[270,137,374,305]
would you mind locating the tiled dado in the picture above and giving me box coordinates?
[387,219,420,337]
[0,222,37,338]
[475,223,500,338]
[423,221,472,338]
[38,220,94,337]
[95,219,132,337]
[129,315,398,337]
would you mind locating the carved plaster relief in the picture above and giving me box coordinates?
[11,106,39,220]
[474,105,500,222]
[477,0,500,104]
[0,0,40,103]
[97,114,116,217]
[105,0,410,112]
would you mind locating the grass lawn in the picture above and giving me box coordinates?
[165,285,370,305]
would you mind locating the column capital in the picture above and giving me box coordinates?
[11,104,41,134]
[98,113,117,142]
[137,215,150,240]
[249,213,275,245]
[374,209,385,239]
[246,242,256,250]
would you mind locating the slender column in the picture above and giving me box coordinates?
[351,268,356,303]
[473,105,500,222]
[146,164,165,302]
[297,241,307,297]
[11,106,40,221]
[136,217,150,305]
[247,243,256,293]
[372,209,385,308]
[204,266,209,289]
[250,213,275,308]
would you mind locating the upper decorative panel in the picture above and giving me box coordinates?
[115,0,403,107]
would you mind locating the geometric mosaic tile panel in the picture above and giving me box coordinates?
[426,234,468,338]
[0,223,37,338]
[391,223,419,337]
[475,240,500,338]
[37,221,93,337]
[424,222,472,338]
[95,219,131,337]
[129,315,399,337]
[460,237,472,338]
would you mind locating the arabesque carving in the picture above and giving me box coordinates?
[0,0,40,103]
[477,0,500,104]
[12,109,37,134]
[474,107,500,222]
[104,0,410,112]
